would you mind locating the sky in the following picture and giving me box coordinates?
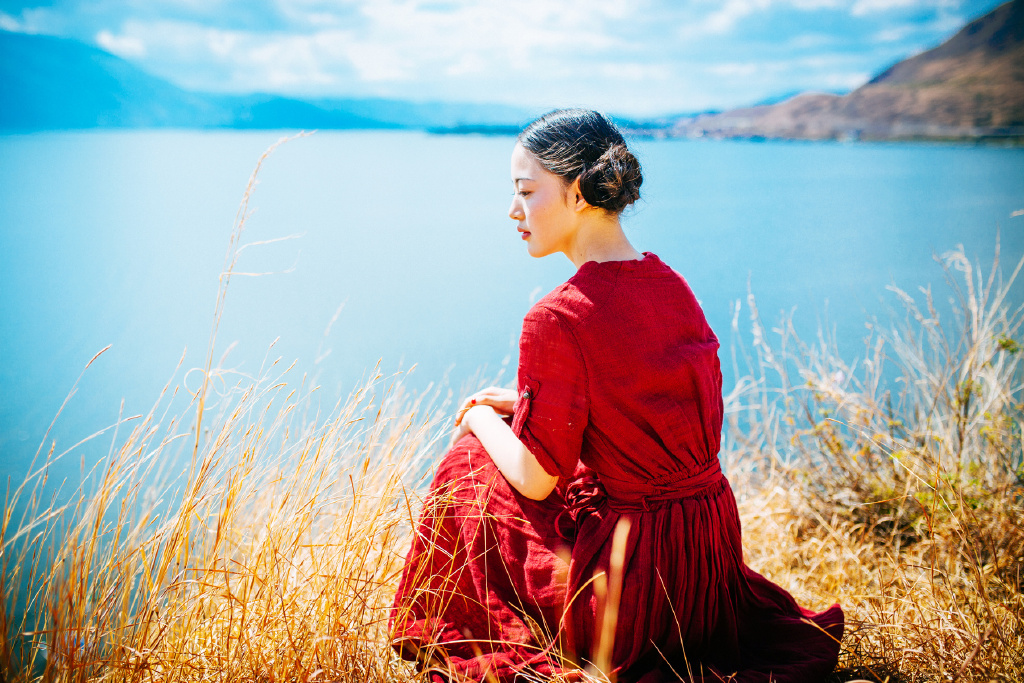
[0,0,1009,116]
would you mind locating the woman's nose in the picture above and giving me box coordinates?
[509,197,523,220]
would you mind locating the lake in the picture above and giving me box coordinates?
[1,130,1023,487]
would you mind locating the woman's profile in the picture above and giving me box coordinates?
[390,109,844,682]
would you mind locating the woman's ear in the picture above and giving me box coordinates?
[567,177,588,212]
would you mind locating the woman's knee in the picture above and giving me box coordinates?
[429,435,502,495]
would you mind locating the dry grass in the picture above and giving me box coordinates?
[2,143,1021,682]
[0,138,445,683]
[725,245,1024,681]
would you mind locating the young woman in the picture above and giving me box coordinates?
[391,109,844,682]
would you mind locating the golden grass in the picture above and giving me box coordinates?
[724,246,1024,681]
[0,137,444,683]
[2,143,1021,682]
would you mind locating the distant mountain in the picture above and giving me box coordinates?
[0,30,534,131]
[223,94,394,130]
[7,1,1020,140]
[647,0,1024,141]
[0,31,229,129]
[751,90,812,107]
[309,98,536,129]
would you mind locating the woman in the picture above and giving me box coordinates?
[391,109,844,682]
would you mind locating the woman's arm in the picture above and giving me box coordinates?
[462,404,558,501]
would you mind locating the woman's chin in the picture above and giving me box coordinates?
[526,242,547,259]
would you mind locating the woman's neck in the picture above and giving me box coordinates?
[565,213,642,269]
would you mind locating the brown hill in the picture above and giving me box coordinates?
[662,0,1024,141]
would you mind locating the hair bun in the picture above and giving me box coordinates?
[578,143,643,213]
[518,109,643,215]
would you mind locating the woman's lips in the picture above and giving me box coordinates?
[521,231,530,240]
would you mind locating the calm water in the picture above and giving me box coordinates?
[1,130,1023,487]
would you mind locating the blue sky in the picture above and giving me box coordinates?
[0,0,1008,115]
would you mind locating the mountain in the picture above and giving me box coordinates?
[651,0,1024,141]
[222,94,395,130]
[308,98,535,129]
[0,31,230,129]
[0,30,534,131]
[6,1,1020,139]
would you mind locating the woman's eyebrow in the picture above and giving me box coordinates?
[513,177,533,185]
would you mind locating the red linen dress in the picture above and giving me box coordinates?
[391,253,844,682]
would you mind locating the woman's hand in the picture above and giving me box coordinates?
[451,403,558,500]
[450,403,489,446]
[454,386,517,427]
[449,405,475,446]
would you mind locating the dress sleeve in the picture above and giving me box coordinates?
[510,304,588,480]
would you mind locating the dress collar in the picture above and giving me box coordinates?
[574,252,669,279]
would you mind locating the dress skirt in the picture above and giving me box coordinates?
[390,435,844,683]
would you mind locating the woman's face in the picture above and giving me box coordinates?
[508,143,579,259]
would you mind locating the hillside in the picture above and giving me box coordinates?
[0,31,532,131]
[0,31,229,129]
[0,31,400,130]
[657,0,1024,141]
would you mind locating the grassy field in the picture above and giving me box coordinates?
[723,243,1024,681]
[2,148,1021,682]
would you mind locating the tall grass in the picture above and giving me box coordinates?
[0,138,446,682]
[725,245,1024,681]
[2,143,1021,682]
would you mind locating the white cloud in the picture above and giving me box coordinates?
[674,0,964,41]
[789,0,846,7]
[120,0,636,91]
[248,34,342,88]
[677,0,869,40]
[820,70,871,89]
[206,31,241,58]
[873,24,915,41]
[352,0,626,70]
[707,62,763,78]
[873,11,965,43]
[96,29,147,57]
[341,39,412,82]
[927,12,969,34]
[273,0,363,29]
[303,12,344,27]
[8,0,982,115]
[0,12,23,32]
[785,33,835,49]
[598,62,674,82]
[701,55,872,91]
[682,0,773,37]
[444,53,486,78]
[97,20,352,91]
[852,0,927,16]
[0,7,63,35]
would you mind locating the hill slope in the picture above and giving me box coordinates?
[0,31,230,129]
[0,30,532,131]
[660,0,1024,141]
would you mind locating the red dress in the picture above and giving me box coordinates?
[391,253,843,682]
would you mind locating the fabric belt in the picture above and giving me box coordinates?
[555,459,725,541]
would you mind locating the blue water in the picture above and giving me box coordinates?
[1,131,1023,488]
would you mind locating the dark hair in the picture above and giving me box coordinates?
[518,109,642,214]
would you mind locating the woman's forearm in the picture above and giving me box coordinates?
[465,405,558,501]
